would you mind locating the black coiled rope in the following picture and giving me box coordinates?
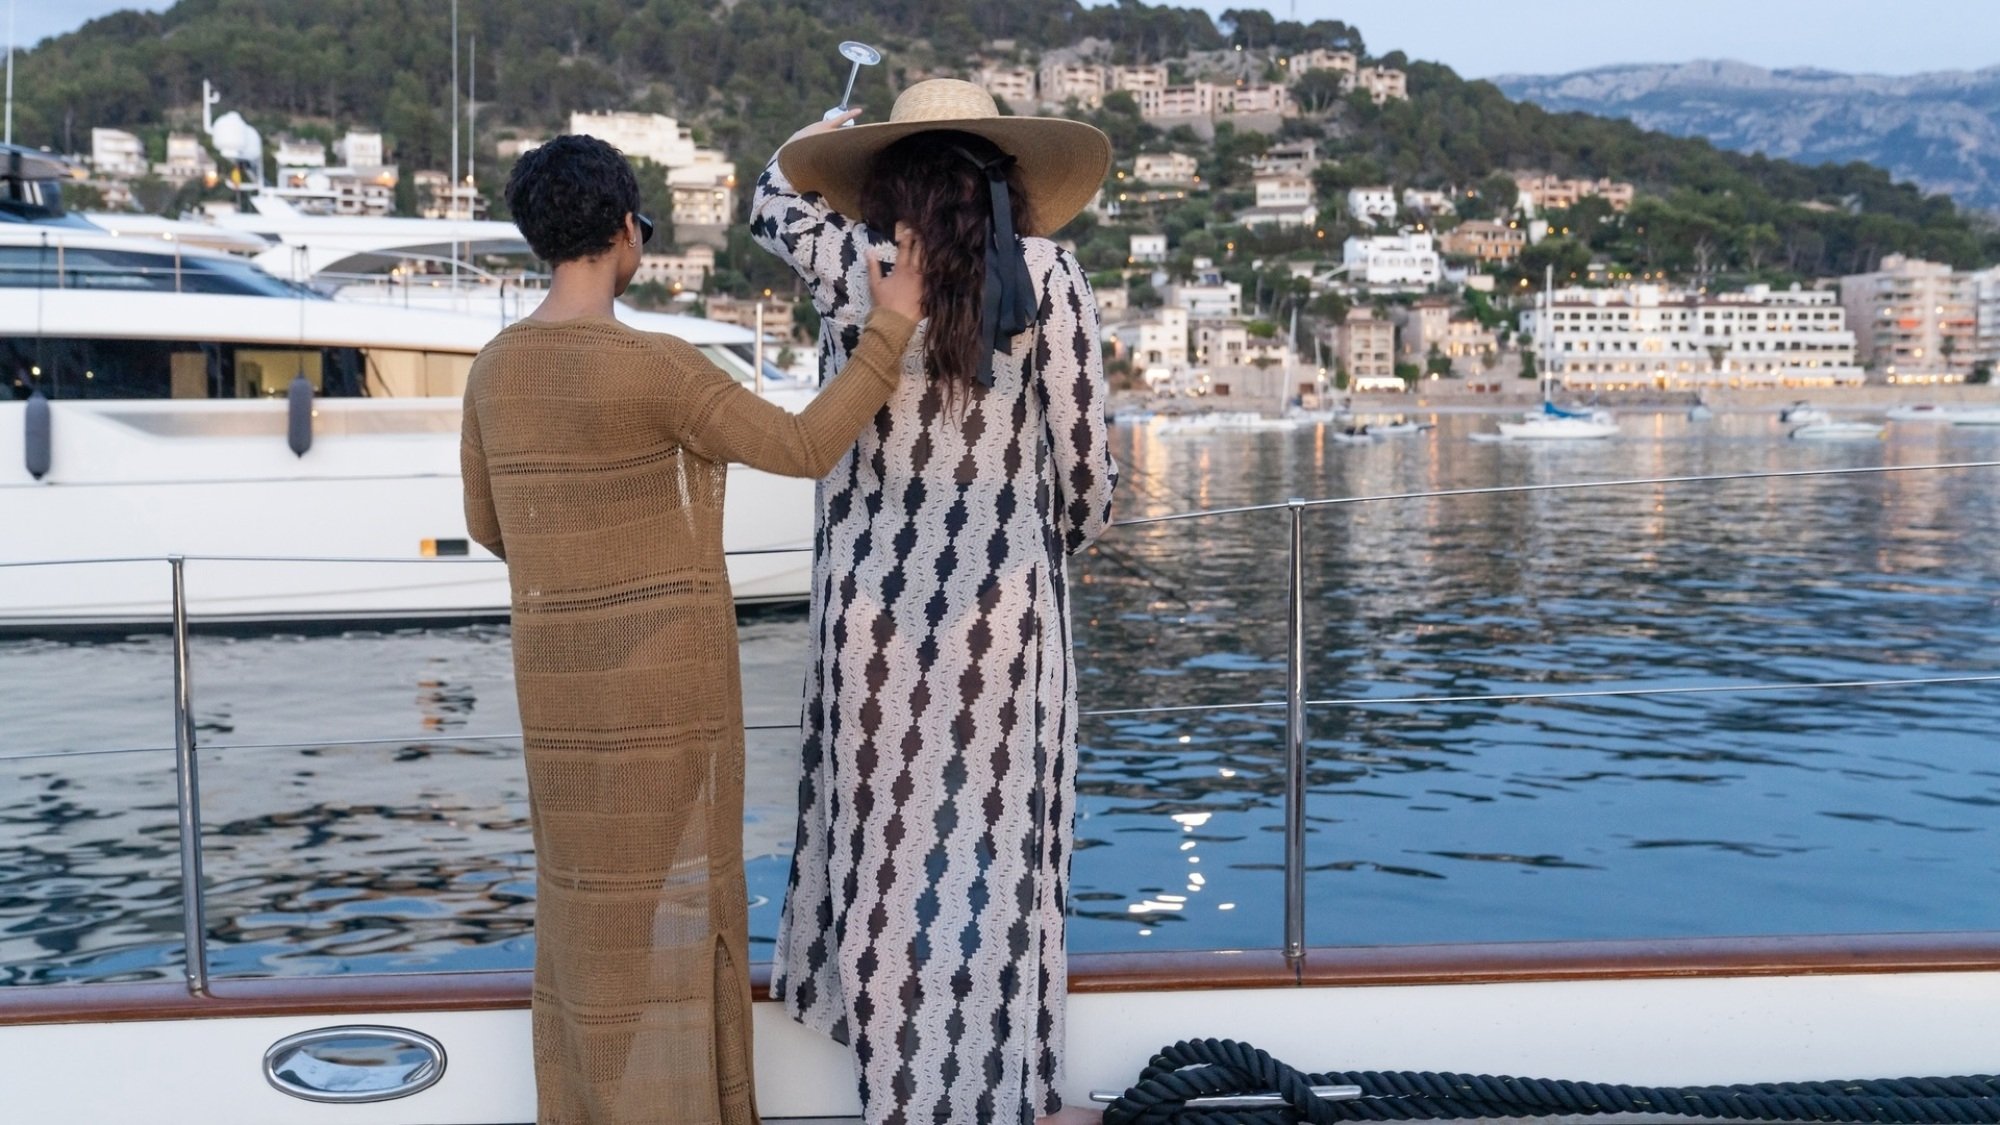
[1104,1039,2000,1124]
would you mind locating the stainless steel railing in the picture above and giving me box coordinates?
[6,458,2000,994]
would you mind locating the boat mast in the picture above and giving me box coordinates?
[4,0,14,147]
[449,0,460,285]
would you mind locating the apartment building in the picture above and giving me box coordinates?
[1138,83,1219,119]
[635,245,716,291]
[979,66,1038,107]
[1039,62,1107,108]
[1439,219,1529,264]
[1975,266,2000,368]
[156,133,216,184]
[1395,297,1455,363]
[1109,64,1170,96]
[1251,139,1319,177]
[1132,151,1199,185]
[1130,233,1168,264]
[413,171,489,220]
[1525,284,1863,390]
[1221,83,1292,115]
[1346,186,1397,224]
[1343,231,1442,290]
[1339,308,1399,389]
[90,128,147,178]
[671,182,734,233]
[1285,48,1358,77]
[1240,174,1317,229]
[1351,66,1408,103]
[1513,172,1636,214]
[1839,255,1979,381]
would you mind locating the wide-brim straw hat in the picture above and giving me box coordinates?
[778,78,1113,237]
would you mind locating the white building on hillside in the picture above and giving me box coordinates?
[1130,233,1168,264]
[1252,139,1319,177]
[1109,64,1170,96]
[1240,174,1317,230]
[1402,187,1455,215]
[979,66,1038,107]
[1039,62,1108,108]
[336,130,386,169]
[273,136,328,169]
[1975,266,2000,369]
[1133,152,1199,185]
[1342,232,1442,290]
[91,128,147,178]
[1167,280,1243,319]
[569,111,701,168]
[1347,186,1396,224]
[1285,48,1358,78]
[1524,284,1863,390]
[156,134,216,184]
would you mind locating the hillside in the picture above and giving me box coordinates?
[14,0,1998,289]
[1494,61,2000,214]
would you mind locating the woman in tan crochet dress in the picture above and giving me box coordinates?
[462,132,923,1125]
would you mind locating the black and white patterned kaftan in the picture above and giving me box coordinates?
[751,155,1119,1125]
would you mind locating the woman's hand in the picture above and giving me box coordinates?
[867,228,925,323]
[785,108,862,146]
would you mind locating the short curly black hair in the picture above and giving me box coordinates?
[503,134,642,265]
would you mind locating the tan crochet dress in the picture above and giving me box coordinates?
[461,310,915,1124]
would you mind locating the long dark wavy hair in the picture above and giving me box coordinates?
[860,130,1033,398]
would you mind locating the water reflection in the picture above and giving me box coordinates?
[2,413,1998,983]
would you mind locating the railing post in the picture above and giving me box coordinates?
[1283,498,1307,971]
[168,556,210,996]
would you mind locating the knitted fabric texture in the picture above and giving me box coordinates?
[462,310,913,1124]
[752,156,1120,1125]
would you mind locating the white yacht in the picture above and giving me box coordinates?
[1,151,816,628]
[1789,421,1885,442]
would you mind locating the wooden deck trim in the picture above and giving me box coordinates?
[6,932,1998,1026]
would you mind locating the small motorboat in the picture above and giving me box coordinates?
[1886,403,1952,422]
[1367,417,1436,436]
[1789,421,1884,441]
[1946,407,2000,427]
[1330,424,1377,444]
[1687,393,1714,421]
[1779,401,1829,424]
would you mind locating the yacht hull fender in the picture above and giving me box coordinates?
[287,375,314,458]
[24,389,50,479]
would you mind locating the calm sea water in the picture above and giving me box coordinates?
[6,411,2000,986]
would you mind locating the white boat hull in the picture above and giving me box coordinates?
[1789,422,1884,442]
[1494,418,1620,441]
[0,398,814,626]
[1947,408,2000,426]
[5,966,1998,1122]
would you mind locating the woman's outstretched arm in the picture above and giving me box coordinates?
[659,232,924,479]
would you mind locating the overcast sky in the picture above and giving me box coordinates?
[18,0,2000,78]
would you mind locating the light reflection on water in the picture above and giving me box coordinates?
[4,412,1999,984]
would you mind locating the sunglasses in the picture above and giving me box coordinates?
[637,214,656,246]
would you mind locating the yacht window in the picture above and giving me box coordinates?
[363,349,475,396]
[0,244,320,298]
[237,349,324,397]
[3,336,366,399]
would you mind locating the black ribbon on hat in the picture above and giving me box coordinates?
[955,146,1037,388]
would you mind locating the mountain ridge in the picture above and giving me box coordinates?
[1493,60,2000,212]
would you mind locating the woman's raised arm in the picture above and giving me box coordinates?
[749,111,883,326]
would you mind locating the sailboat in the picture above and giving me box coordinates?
[1485,268,1619,441]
